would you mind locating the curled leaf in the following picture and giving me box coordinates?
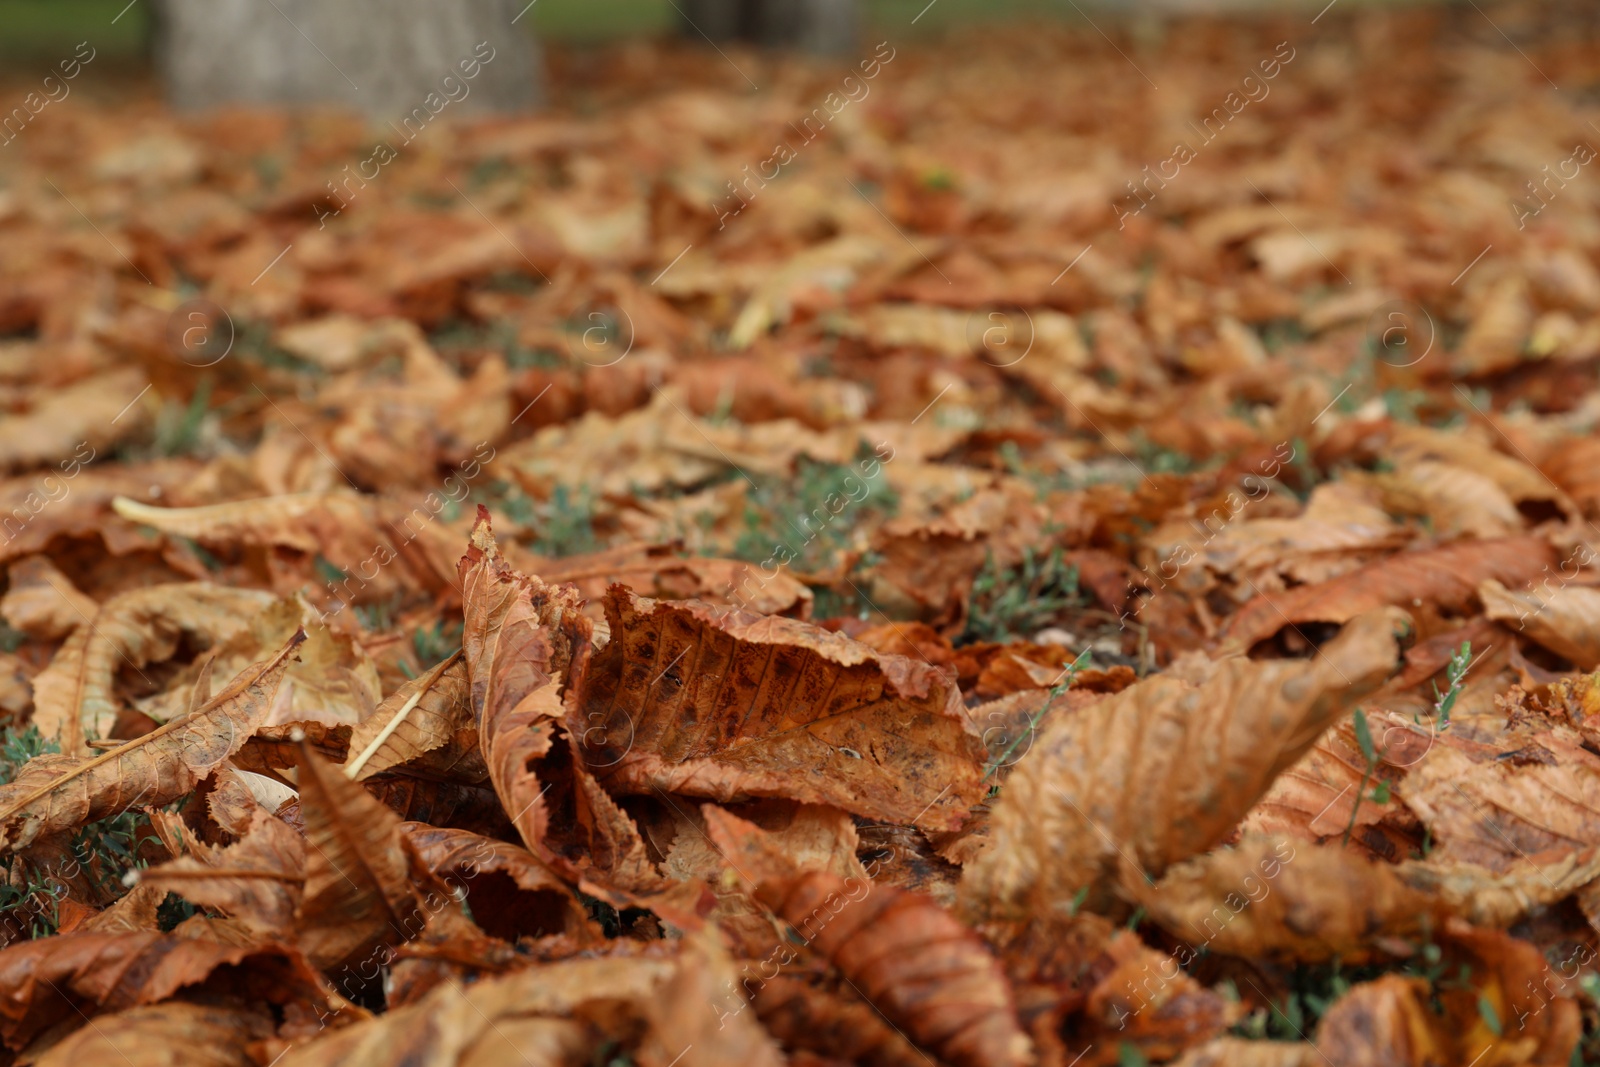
[0,931,326,1051]
[29,582,277,752]
[580,585,987,831]
[1222,538,1556,651]
[32,1001,274,1067]
[345,651,478,782]
[0,632,303,852]
[706,804,1031,1067]
[961,609,1405,920]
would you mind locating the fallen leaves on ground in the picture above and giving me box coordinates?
[5,5,1600,1063]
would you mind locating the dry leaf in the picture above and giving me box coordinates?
[1314,923,1580,1066]
[1480,578,1600,669]
[1123,836,1439,961]
[580,586,986,831]
[294,739,427,971]
[29,582,277,752]
[0,555,97,641]
[30,1001,274,1067]
[345,652,479,782]
[1223,538,1557,651]
[706,804,1031,1067]
[0,633,303,852]
[0,932,325,1051]
[961,609,1406,920]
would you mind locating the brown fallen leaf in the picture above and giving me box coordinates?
[0,931,326,1051]
[1240,708,1429,862]
[0,633,303,852]
[457,510,710,921]
[1169,1039,1322,1067]
[705,804,1032,1067]
[1122,835,1440,962]
[748,976,929,1067]
[109,492,466,607]
[398,823,593,943]
[579,585,987,831]
[0,367,149,476]
[135,596,383,729]
[960,609,1405,921]
[137,806,305,939]
[29,582,277,753]
[0,555,97,641]
[1313,922,1581,1067]
[1400,725,1600,872]
[538,543,814,619]
[294,739,430,971]
[1395,849,1600,928]
[345,652,481,783]
[457,510,587,871]
[1480,578,1600,669]
[275,938,766,1067]
[1222,537,1558,651]
[30,1001,275,1067]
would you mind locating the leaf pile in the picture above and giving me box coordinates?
[5,3,1600,1064]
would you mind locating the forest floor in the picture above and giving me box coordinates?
[3,3,1600,1065]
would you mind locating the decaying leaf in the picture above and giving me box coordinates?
[0,931,326,1051]
[275,937,770,1067]
[30,1001,275,1067]
[1313,923,1581,1066]
[581,586,987,831]
[1222,538,1557,651]
[345,652,479,782]
[136,806,305,939]
[0,555,97,641]
[1400,726,1600,871]
[961,609,1406,920]
[293,740,427,971]
[456,511,587,873]
[1480,578,1600,670]
[1123,836,1440,961]
[706,804,1032,1067]
[29,583,277,752]
[398,823,592,943]
[0,633,303,851]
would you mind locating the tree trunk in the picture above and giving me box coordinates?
[678,0,858,56]
[153,0,542,116]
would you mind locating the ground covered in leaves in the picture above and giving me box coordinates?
[5,3,1600,1065]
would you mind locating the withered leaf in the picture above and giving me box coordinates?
[0,632,303,852]
[0,555,97,641]
[0,932,326,1051]
[275,939,759,1067]
[706,805,1031,1067]
[580,586,987,831]
[1313,923,1580,1067]
[1400,726,1600,871]
[1122,836,1440,962]
[111,492,465,603]
[960,609,1404,921]
[294,740,426,971]
[345,651,481,782]
[138,808,305,938]
[398,823,593,943]
[137,596,383,728]
[30,1001,275,1067]
[1170,1040,1322,1067]
[457,509,587,871]
[1480,578,1600,669]
[29,582,277,753]
[749,976,929,1067]
[1222,537,1557,651]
